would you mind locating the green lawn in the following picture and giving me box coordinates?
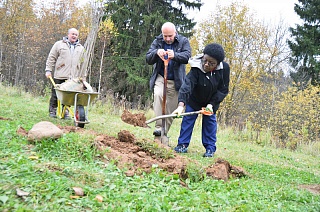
[0,84,319,211]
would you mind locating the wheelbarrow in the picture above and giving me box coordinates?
[49,76,99,128]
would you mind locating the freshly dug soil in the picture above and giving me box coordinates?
[121,109,148,128]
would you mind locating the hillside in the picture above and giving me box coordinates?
[0,85,319,211]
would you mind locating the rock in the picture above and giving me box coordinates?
[28,121,63,141]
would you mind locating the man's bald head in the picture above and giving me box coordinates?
[161,22,176,44]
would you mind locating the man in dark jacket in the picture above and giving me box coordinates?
[146,22,191,137]
[172,43,230,157]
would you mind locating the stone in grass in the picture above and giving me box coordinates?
[28,121,63,141]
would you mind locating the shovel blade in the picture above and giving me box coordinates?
[161,135,170,146]
[154,135,170,146]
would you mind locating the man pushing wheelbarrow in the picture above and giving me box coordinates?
[45,28,86,119]
[45,28,99,128]
[146,22,191,145]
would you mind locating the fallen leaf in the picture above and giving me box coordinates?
[16,188,29,197]
[95,195,103,202]
[28,156,39,160]
[125,170,135,177]
[179,180,188,188]
[72,187,84,196]
[16,126,28,136]
[70,195,80,199]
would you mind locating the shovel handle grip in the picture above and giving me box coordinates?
[160,51,170,65]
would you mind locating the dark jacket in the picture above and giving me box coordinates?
[146,33,191,92]
[178,54,230,113]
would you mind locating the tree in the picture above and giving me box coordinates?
[0,0,36,87]
[0,0,93,94]
[99,0,202,105]
[288,0,320,87]
[190,2,292,132]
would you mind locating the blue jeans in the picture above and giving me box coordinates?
[177,104,217,152]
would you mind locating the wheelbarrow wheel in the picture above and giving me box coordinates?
[74,105,85,128]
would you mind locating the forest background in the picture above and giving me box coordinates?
[0,0,319,152]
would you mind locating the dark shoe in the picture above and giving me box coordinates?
[64,109,71,120]
[153,130,161,136]
[49,112,57,118]
[203,149,214,157]
[174,145,188,153]
[49,108,57,118]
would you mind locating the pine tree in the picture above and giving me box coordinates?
[288,0,320,87]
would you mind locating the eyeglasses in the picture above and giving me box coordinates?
[201,58,216,67]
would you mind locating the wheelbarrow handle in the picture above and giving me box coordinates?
[48,76,56,87]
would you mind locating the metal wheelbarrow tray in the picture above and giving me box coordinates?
[55,88,99,127]
[55,88,99,106]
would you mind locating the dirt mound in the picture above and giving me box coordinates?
[0,116,12,120]
[206,158,248,181]
[17,126,28,137]
[299,184,320,195]
[15,121,247,182]
[94,130,247,181]
[121,109,148,128]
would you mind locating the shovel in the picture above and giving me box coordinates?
[157,53,170,145]
[146,108,213,125]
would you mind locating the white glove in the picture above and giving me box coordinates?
[205,104,213,113]
[45,70,52,78]
[172,106,184,117]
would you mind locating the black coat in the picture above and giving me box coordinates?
[178,55,230,113]
[146,33,191,92]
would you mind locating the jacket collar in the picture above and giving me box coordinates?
[189,53,224,73]
[63,36,80,46]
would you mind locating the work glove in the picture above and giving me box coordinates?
[45,70,52,78]
[205,104,213,114]
[172,106,184,117]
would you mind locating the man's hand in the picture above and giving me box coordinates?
[45,70,52,78]
[166,49,174,59]
[172,106,184,117]
[157,49,168,60]
[205,104,213,113]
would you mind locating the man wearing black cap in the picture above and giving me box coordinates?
[172,43,230,157]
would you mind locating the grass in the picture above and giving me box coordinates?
[0,84,319,211]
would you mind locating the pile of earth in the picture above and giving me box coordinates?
[121,109,148,128]
[16,120,247,182]
[93,129,247,181]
